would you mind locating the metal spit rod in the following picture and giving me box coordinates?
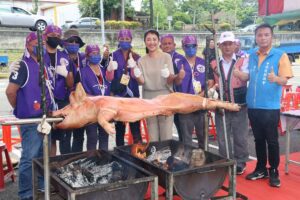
[0,117,64,126]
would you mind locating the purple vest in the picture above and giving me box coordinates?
[45,50,70,100]
[176,57,206,94]
[14,56,52,118]
[171,51,185,69]
[112,49,140,97]
[80,64,110,96]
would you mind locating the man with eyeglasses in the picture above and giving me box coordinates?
[174,35,214,148]
[160,34,185,141]
[210,31,249,175]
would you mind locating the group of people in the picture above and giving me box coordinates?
[5,23,293,200]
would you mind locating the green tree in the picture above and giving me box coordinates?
[78,0,135,20]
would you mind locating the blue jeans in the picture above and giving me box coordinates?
[19,124,44,199]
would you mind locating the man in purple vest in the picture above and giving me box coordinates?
[175,35,214,148]
[210,31,250,175]
[43,25,73,156]
[61,29,86,153]
[103,29,142,146]
[6,32,54,200]
[160,34,185,141]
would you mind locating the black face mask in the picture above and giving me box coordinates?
[47,37,61,49]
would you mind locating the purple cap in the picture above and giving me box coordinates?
[118,29,132,39]
[26,32,38,46]
[85,44,100,55]
[182,35,197,45]
[44,25,62,36]
[160,34,174,42]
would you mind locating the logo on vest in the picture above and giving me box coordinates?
[196,64,205,73]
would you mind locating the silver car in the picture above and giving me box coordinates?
[62,17,100,29]
[0,5,52,30]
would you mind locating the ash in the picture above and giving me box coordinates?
[55,157,124,188]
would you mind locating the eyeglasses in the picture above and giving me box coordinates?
[184,44,197,48]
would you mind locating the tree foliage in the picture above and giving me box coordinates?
[78,0,135,20]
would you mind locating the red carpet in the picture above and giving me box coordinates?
[145,152,300,200]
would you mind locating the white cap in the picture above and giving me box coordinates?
[219,31,235,44]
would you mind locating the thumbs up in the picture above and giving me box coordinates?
[267,66,277,83]
[127,52,137,68]
[107,56,118,72]
[178,64,185,80]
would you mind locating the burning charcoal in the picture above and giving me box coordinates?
[190,149,206,167]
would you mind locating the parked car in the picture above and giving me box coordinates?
[0,5,52,30]
[277,41,300,63]
[237,35,256,53]
[239,24,257,33]
[62,17,100,29]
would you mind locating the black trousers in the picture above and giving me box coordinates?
[248,108,280,170]
[115,121,142,146]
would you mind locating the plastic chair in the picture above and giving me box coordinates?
[0,143,15,191]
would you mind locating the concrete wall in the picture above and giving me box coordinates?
[0,29,300,50]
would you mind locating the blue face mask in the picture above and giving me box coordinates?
[184,46,197,57]
[33,45,46,57]
[66,43,79,54]
[119,41,132,50]
[89,55,101,64]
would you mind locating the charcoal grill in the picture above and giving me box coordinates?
[32,150,158,200]
[115,140,236,200]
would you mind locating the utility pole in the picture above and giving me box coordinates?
[121,0,125,21]
[100,0,105,45]
[149,0,154,28]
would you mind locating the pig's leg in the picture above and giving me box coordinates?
[97,108,118,135]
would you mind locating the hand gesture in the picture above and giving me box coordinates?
[107,56,118,72]
[178,64,185,80]
[56,65,68,77]
[161,65,170,78]
[127,53,137,68]
[133,67,142,78]
[267,66,277,83]
[233,67,241,78]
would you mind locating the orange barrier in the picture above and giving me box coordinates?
[0,117,22,152]
[124,119,149,145]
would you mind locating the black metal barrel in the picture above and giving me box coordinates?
[32,150,158,200]
[115,140,235,200]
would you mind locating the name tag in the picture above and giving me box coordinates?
[120,74,130,86]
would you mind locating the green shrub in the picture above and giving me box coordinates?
[105,20,142,29]
[174,21,184,31]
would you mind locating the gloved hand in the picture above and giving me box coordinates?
[107,56,118,72]
[37,120,52,135]
[127,53,137,68]
[207,87,219,100]
[55,65,68,77]
[161,67,170,78]
[9,60,21,73]
[133,67,142,78]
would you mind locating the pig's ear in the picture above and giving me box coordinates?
[69,92,76,104]
[74,83,87,103]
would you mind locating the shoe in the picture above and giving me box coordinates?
[246,169,269,180]
[236,166,246,175]
[38,188,45,193]
[21,197,33,200]
[269,168,280,187]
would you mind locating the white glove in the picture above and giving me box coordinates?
[133,67,142,78]
[107,56,118,72]
[9,60,21,73]
[127,53,136,68]
[161,67,170,78]
[207,88,219,100]
[37,120,52,135]
[55,65,68,78]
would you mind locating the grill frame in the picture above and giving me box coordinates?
[32,150,158,200]
[115,139,236,200]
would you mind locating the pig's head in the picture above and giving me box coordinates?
[52,83,97,129]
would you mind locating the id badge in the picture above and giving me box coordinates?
[120,74,130,86]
